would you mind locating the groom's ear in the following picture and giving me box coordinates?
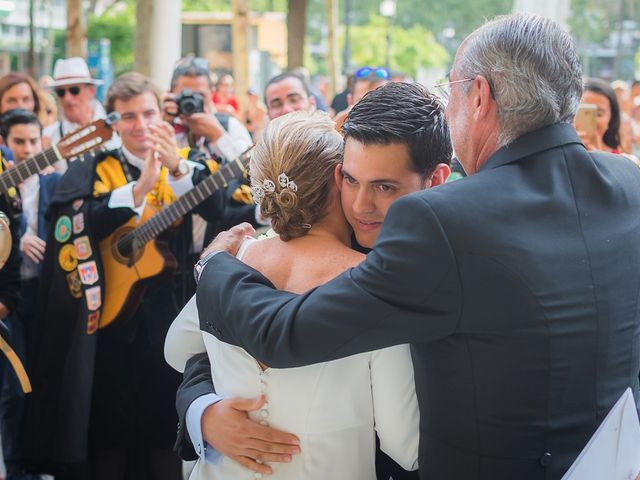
[334,164,343,191]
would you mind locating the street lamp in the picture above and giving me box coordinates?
[379,0,396,72]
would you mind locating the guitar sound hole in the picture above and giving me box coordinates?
[112,230,144,266]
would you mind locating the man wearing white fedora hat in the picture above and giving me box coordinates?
[43,57,120,170]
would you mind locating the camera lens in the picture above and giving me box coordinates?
[180,98,198,116]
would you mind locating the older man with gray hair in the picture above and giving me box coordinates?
[194,14,640,480]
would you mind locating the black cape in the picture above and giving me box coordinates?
[23,153,107,469]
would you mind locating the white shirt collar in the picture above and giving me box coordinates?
[121,145,146,172]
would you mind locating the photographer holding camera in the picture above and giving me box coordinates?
[164,57,252,162]
[163,58,265,283]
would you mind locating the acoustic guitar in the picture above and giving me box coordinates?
[99,150,251,328]
[0,112,120,195]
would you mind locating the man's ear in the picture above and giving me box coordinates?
[473,75,494,121]
[427,163,451,187]
[334,164,343,191]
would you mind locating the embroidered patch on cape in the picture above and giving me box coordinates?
[58,244,78,272]
[72,213,85,234]
[66,270,83,299]
[77,260,99,285]
[74,236,92,260]
[54,216,72,242]
[85,286,101,311]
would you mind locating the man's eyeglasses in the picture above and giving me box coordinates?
[355,66,390,81]
[55,86,82,98]
[433,77,474,102]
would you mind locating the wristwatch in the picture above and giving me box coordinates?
[171,160,190,178]
[193,250,219,284]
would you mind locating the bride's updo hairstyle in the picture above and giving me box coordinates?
[250,110,343,241]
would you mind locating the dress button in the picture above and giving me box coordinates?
[539,452,552,467]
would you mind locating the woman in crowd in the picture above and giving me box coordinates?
[0,72,56,130]
[578,78,623,153]
[165,110,419,479]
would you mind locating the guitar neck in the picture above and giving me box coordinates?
[0,146,62,192]
[132,158,247,245]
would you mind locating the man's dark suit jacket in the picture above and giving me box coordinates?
[196,123,640,479]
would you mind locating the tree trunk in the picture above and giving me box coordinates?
[232,0,250,116]
[325,0,339,99]
[287,0,307,69]
[66,0,86,58]
[134,0,153,76]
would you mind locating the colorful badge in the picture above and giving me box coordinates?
[87,311,100,335]
[72,213,85,234]
[72,199,84,211]
[54,216,72,242]
[74,236,92,260]
[85,286,101,311]
[66,270,82,299]
[78,260,99,285]
[58,244,78,272]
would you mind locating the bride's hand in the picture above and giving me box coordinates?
[202,395,301,474]
[200,222,256,260]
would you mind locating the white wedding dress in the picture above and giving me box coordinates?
[165,239,420,479]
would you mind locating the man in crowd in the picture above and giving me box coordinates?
[170,82,452,480]
[263,72,316,120]
[0,109,59,480]
[43,57,118,170]
[195,14,640,479]
[334,66,390,130]
[163,57,259,273]
[24,72,227,480]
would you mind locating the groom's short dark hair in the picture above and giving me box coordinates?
[342,82,452,180]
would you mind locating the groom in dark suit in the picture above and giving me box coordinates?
[194,14,640,480]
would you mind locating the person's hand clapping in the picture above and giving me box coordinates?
[132,149,162,207]
[148,122,181,173]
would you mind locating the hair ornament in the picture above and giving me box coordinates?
[278,172,298,192]
[251,185,265,204]
[263,179,276,192]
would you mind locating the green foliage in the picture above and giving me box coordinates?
[568,0,614,46]
[87,1,135,75]
[346,16,449,77]
[181,0,288,12]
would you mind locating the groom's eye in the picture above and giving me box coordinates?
[376,184,395,193]
[343,173,357,185]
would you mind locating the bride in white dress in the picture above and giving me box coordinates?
[165,110,419,479]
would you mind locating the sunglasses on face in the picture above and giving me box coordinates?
[354,66,390,80]
[55,86,82,98]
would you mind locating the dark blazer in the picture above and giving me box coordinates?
[196,123,640,480]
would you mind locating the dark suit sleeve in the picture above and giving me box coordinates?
[196,193,461,368]
[174,353,217,460]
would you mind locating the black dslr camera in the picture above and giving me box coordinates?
[175,89,204,116]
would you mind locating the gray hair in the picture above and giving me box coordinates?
[457,14,583,146]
